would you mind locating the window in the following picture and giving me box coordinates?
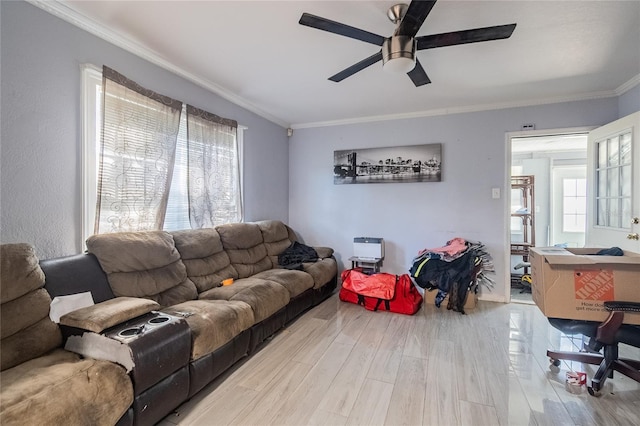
[82,65,244,245]
[562,178,586,232]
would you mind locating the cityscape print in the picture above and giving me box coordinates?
[334,143,442,184]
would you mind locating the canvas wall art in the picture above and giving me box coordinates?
[333,143,442,184]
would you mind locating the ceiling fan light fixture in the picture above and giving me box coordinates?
[300,0,516,86]
[382,35,416,73]
[383,56,416,73]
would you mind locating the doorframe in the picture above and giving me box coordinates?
[504,126,595,303]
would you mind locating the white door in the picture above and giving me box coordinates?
[586,112,640,252]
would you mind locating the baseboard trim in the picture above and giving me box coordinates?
[479,294,506,303]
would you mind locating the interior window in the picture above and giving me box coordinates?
[562,178,587,232]
[595,132,632,229]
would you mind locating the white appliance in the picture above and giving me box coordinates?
[353,237,385,260]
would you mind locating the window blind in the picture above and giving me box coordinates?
[95,66,182,233]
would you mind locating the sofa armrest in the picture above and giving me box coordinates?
[60,297,160,333]
[313,246,334,259]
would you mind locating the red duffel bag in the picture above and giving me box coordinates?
[339,269,423,315]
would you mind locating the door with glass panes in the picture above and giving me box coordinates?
[586,112,640,252]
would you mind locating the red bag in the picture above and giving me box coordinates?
[341,269,396,299]
[339,270,423,315]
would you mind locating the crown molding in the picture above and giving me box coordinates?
[615,73,640,96]
[28,1,639,132]
[291,89,618,129]
[27,0,289,128]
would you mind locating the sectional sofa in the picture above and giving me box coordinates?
[0,220,338,425]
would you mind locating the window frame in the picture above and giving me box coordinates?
[594,130,632,230]
[81,64,102,247]
[561,177,587,233]
[81,64,245,247]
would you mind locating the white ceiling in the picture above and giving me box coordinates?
[39,1,640,128]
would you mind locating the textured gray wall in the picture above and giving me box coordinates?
[1,1,289,259]
[618,83,640,118]
[288,98,623,302]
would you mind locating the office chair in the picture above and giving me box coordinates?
[546,301,640,396]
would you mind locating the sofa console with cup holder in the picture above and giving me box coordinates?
[1,220,337,426]
[62,308,192,426]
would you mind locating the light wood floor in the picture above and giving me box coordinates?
[159,294,640,426]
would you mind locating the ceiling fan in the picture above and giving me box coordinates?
[299,0,517,87]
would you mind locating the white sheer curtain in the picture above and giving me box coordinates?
[95,66,182,233]
[186,105,242,228]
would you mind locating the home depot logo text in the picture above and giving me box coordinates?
[574,269,615,301]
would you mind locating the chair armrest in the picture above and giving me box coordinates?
[597,301,640,345]
[60,297,160,333]
[604,301,640,314]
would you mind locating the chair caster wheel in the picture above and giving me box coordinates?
[587,386,601,397]
[549,358,561,372]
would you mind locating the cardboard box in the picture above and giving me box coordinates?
[530,247,640,325]
[423,289,477,310]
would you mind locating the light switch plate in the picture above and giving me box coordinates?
[492,188,500,199]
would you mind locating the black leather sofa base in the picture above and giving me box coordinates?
[133,366,190,426]
[249,307,288,354]
[286,288,315,323]
[188,330,251,397]
[313,275,338,305]
[116,408,134,426]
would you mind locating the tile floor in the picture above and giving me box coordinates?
[159,294,640,425]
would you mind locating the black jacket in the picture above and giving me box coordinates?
[278,241,318,270]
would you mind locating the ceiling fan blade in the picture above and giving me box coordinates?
[329,51,384,82]
[416,23,517,50]
[299,13,385,46]
[396,0,437,38]
[407,59,431,87]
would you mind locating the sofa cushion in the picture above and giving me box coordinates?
[171,228,238,293]
[162,300,254,361]
[199,278,290,323]
[1,288,52,340]
[0,244,62,371]
[0,349,133,426]
[255,220,296,268]
[252,269,314,298]
[60,297,160,333]
[86,231,198,307]
[303,258,338,289]
[0,244,46,304]
[1,317,63,372]
[216,223,272,278]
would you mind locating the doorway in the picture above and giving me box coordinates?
[508,131,589,303]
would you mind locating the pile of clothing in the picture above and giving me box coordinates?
[409,237,495,313]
